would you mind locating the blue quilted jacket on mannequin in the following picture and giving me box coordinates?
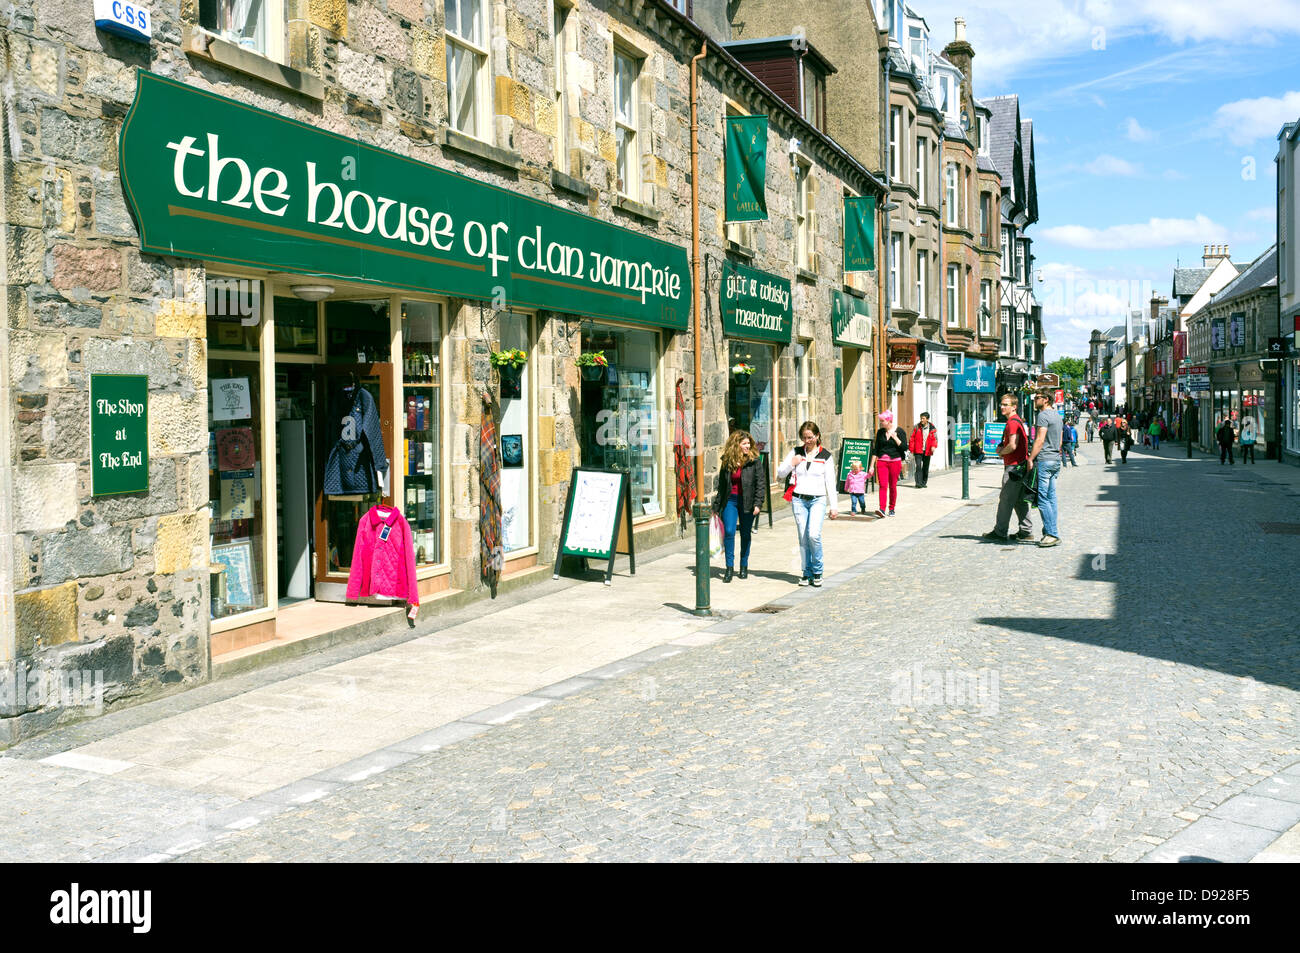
[323,385,389,495]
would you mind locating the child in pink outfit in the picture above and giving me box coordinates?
[845,460,869,514]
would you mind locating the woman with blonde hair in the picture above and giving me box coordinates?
[712,429,764,582]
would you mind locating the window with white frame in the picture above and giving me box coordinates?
[964,169,971,229]
[614,47,642,200]
[795,158,817,271]
[797,339,812,427]
[908,25,925,72]
[980,280,992,335]
[944,163,958,226]
[915,136,926,203]
[979,192,991,246]
[200,0,286,63]
[890,233,901,308]
[550,1,571,174]
[977,114,988,155]
[889,106,901,182]
[726,104,755,249]
[1001,227,1012,276]
[446,0,490,141]
[1001,306,1011,352]
[946,263,960,327]
[915,249,926,318]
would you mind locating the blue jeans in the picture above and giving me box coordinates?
[1150,434,1159,450]
[1036,457,1061,539]
[791,495,826,578]
[1063,441,1077,466]
[850,493,867,513]
[721,495,753,568]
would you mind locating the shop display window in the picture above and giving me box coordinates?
[401,301,442,566]
[497,312,532,553]
[726,341,775,453]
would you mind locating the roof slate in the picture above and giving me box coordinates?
[1209,245,1278,306]
[1172,267,1214,297]
[984,95,1020,187]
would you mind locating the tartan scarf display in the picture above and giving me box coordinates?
[479,392,503,598]
[674,377,695,526]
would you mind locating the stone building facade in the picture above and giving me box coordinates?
[0,0,880,742]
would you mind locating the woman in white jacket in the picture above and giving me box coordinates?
[777,420,839,587]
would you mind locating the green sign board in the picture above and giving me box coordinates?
[120,71,688,330]
[725,114,768,222]
[831,289,872,349]
[955,422,971,452]
[838,437,873,482]
[720,259,791,344]
[91,374,149,496]
[834,366,843,415]
[844,195,876,272]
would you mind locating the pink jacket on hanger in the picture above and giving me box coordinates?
[346,505,419,606]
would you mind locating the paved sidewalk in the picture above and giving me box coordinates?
[5,457,1007,802]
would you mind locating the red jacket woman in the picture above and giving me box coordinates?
[908,414,939,489]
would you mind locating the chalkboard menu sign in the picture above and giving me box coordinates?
[838,437,873,482]
[553,467,636,585]
[91,374,149,496]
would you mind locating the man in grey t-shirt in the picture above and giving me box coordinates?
[1027,390,1063,547]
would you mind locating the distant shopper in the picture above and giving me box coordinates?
[1147,418,1161,451]
[712,430,763,583]
[845,460,869,514]
[1116,416,1132,464]
[1084,417,1094,443]
[983,393,1035,543]
[1240,419,1257,464]
[1062,419,1079,467]
[1028,390,1062,548]
[1099,417,1116,464]
[777,421,839,587]
[1217,417,1237,465]
[868,411,908,517]
[909,413,939,488]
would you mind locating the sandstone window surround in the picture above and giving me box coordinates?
[198,0,286,63]
[794,157,818,274]
[613,45,643,202]
[550,0,574,176]
[445,0,492,144]
[796,338,813,426]
[186,0,321,99]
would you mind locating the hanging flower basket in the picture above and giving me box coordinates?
[731,361,756,382]
[576,350,609,382]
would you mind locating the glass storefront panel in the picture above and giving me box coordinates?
[273,296,320,355]
[578,325,661,518]
[498,312,532,553]
[207,277,269,620]
[726,341,775,453]
[401,301,442,566]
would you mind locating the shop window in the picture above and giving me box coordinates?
[198,0,286,63]
[579,325,661,518]
[614,47,642,200]
[446,0,490,141]
[206,276,261,351]
[207,276,268,621]
[401,301,442,566]
[727,342,775,454]
[273,295,319,355]
[497,312,532,553]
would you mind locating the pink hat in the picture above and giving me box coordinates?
[879,410,895,422]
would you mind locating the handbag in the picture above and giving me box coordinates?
[783,483,796,502]
[708,513,724,559]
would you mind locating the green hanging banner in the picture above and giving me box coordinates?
[119,71,689,330]
[725,115,768,222]
[844,195,876,272]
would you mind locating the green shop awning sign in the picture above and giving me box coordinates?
[720,259,790,344]
[120,71,688,331]
[831,289,872,349]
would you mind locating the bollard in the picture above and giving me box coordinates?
[693,502,712,617]
[961,449,969,500]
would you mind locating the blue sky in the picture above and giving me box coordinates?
[911,0,1300,360]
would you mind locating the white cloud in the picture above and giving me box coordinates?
[1035,261,1159,359]
[1083,154,1142,176]
[1245,205,1276,221]
[1212,91,1300,146]
[1161,169,1189,180]
[1124,117,1154,141]
[1039,214,1228,250]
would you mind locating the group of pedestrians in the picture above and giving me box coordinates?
[983,390,1063,548]
[1216,416,1259,464]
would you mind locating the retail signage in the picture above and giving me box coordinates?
[552,467,635,585]
[982,421,1005,456]
[953,356,995,393]
[1036,372,1060,388]
[830,289,871,349]
[94,0,152,42]
[720,259,790,344]
[1243,395,1259,407]
[1180,365,1210,391]
[724,114,768,222]
[837,437,873,482]
[843,195,876,272]
[1268,336,1285,355]
[120,72,689,331]
[1054,389,1064,406]
[1229,312,1245,347]
[90,374,149,496]
[887,340,918,372]
[1210,317,1226,351]
[955,423,971,452]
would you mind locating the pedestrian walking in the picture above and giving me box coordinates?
[776,421,839,587]
[867,411,908,517]
[909,412,939,488]
[1147,418,1161,451]
[1240,419,1257,463]
[1084,417,1094,443]
[1100,417,1116,463]
[1028,390,1062,547]
[845,460,869,513]
[1062,419,1079,467]
[1217,417,1237,465]
[983,393,1035,543]
[1117,416,1132,464]
[711,429,763,583]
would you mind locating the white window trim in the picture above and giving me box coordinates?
[979,281,992,336]
[945,164,958,227]
[915,249,926,318]
[613,45,643,200]
[795,158,817,271]
[890,233,901,308]
[889,106,901,183]
[201,0,287,64]
[946,263,960,328]
[916,136,926,204]
[446,0,492,144]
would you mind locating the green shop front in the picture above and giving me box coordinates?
[120,72,688,654]
[721,260,791,456]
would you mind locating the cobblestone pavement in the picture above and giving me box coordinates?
[2,445,1296,862]
[169,446,1298,861]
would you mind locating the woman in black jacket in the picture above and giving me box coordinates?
[712,429,764,582]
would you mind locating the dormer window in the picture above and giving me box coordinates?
[908,25,924,71]
[977,115,988,155]
[937,74,950,113]
[802,61,827,131]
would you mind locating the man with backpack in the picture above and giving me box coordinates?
[983,393,1035,544]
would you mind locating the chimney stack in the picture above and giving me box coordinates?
[955,17,966,41]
